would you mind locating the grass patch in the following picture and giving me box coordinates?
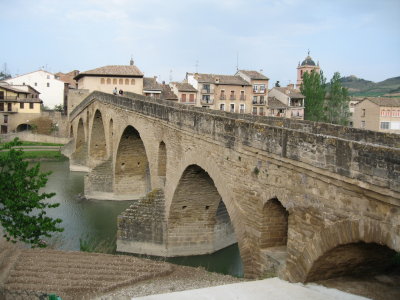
[0,141,64,146]
[0,150,67,161]
[79,236,116,254]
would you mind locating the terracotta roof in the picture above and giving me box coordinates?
[55,70,79,87]
[364,97,400,107]
[268,97,288,109]
[161,84,178,100]
[0,85,30,94]
[190,73,250,86]
[238,70,269,80]
[143,77,162,91]
[74,65,143,80]
[170,82,197,92]
[273,87,304,99]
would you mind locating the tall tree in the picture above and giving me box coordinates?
[300,70,326,122]
[0,138,63,247]
[325,72,350,125]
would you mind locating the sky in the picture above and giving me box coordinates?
[1,0,399,86]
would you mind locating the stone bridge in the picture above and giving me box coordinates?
[68,91,400,281]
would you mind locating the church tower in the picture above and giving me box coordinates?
[296,51,320,87]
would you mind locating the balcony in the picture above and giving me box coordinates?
[201,88,214,94]
[252,89,266,94]
[252,100,266,106]
[180,99,196,105]
[200,98,214,105]
[240,95,246,101]
[229,95,236,100]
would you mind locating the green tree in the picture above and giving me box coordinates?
[300,70,326,122]
[0,138,63,247]
[325,72,350,125]
[54,104,64,112]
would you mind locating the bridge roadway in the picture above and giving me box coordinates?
[68,91,400,281]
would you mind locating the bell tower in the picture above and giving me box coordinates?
[296,51,320,87]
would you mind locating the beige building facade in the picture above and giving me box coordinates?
[0,83,42,133]
[169,82,197,105]
[268,87,305,120]
[353,97,400,133]
[74,63,144,95]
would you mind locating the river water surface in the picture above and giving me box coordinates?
[40,160,244,277]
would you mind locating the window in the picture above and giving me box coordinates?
[361,121,366,128]
[253,85,258,92]
[131,79,136,85]
[113,78,117,84]
[252,107,257,115]
[20,103,24,109]
[202,95,211,103]
[203,84,210,93]
[253,96,257,104]
[230,104,235,113]
[240,90,245,100]
[189,94,194,102]
[361,109,365,117]
[100,78,105,84]
[181,94,186,102]
[4,115,8,124]
[220,104,225,111]
[260,84,266,92]
[125,78,129,85]
[240,104,245,113]
[47,82,50,87]
[0,91,3,99]
[0,103,4,111]
[380,122,390,130]
[220,90,225,100]
[29,103,34,109]
[259,107,264,116]
[260,96,265,104]
[230,91,235,100]
[107,78,111,84]
[7,103,12,111]
[119,78,123,85]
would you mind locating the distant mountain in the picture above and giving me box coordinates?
[340,75,400,97]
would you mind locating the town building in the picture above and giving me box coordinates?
[0,82,42,134]
[55,70,79,89]
[296,51,320,87]
[186,73,253,114]
[143,77,163,99]
[269,86,305,119]
[236,70,269,116]
[74,60,144,95]
[169,82,197,105]
[4,70,65,109]
[352,97,400,133]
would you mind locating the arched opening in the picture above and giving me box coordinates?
[86,110,89,128]
[168,165,237,256]
[261,198,288,248]
[109,118,113,155]
[114,125,150,197]
[259,198,289,275]
[89,110,107,160]
[70,125,73,138]
[157,141,167,177]
[76,118,85,150]
[306,242,398,282]
[16,124,32,132]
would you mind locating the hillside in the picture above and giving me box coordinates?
[340,75,400,97]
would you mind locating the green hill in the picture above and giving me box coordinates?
[340,75,400,97]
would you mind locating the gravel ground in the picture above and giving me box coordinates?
[96,265,246,300]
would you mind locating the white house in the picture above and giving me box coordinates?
[5,70,65,109]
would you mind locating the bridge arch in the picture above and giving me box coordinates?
[157,141,167,177]
[287,219,400,282]
[89,109,107,161]
[114,125,151,198]
[16,124,32,132]
[167,164,240,257]
[76,118,85,150]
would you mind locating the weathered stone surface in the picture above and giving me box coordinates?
[69,91,400,281]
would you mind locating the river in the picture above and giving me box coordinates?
[39,160,244,277]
